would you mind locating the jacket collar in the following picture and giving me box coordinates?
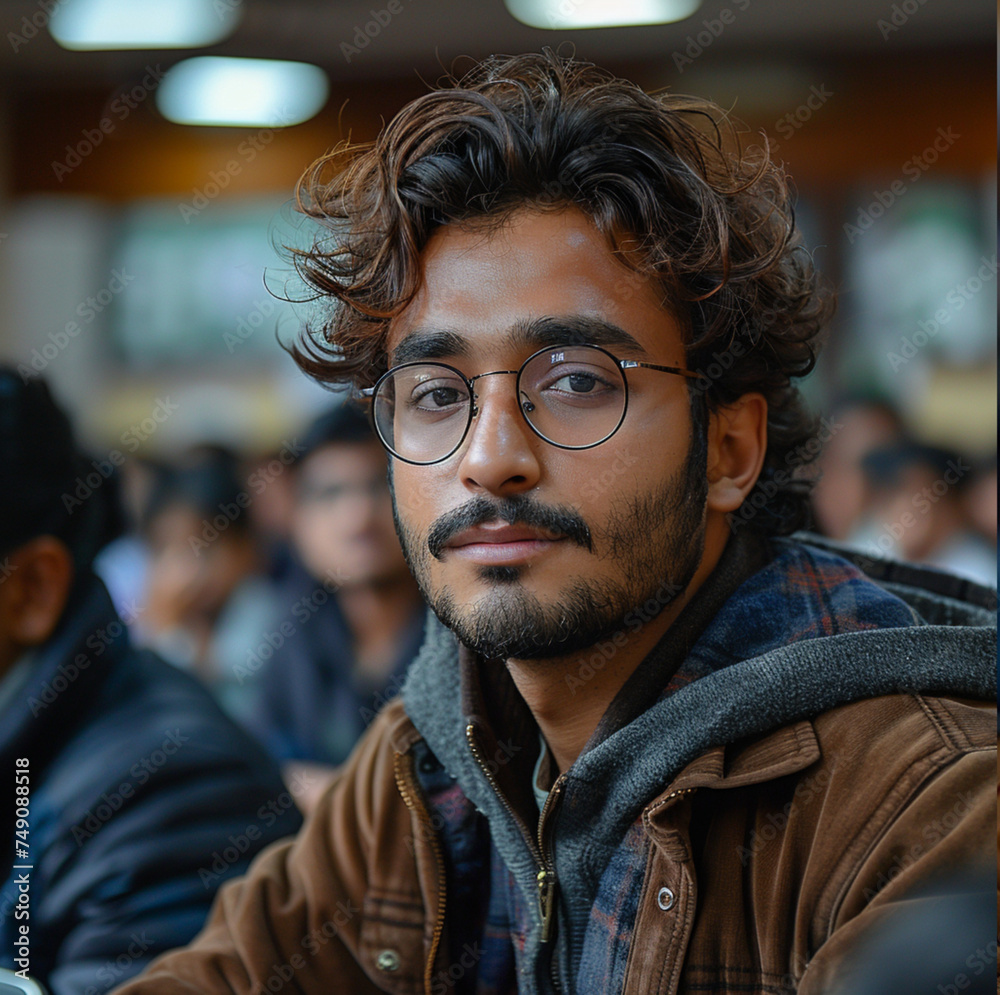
[449,526,776,832]
[662,719,820,796]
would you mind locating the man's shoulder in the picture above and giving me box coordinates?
[809,692,994,778]
[780,531,998,624]
[682,691,994,806]
[741,693,996,849]
[798,694,995,947]
[701,694,995,886]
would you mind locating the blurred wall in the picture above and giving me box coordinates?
[0,1,994,460]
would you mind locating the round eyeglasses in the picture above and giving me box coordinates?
[361,343,701,466]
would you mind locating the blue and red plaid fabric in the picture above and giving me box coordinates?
[659,536,922,700]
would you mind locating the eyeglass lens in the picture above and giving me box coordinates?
[372,345,627,463]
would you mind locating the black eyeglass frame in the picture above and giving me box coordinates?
[360,342,701,466]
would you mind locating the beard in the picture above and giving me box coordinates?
[391,421,708,661]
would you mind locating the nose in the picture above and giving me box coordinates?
[456,375,542,497]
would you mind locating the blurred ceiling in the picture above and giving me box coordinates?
[0,0,994,87]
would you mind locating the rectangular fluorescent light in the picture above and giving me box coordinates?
[50,0,239,50]
[505,0,700,29]
[157,57,329,128]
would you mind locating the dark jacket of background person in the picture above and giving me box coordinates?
[250,557,425,766]
[243,402,426,772]
[115,533,996,995]
[0,568,303,995]
[0,369,303,994]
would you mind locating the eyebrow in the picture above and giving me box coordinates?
[510,316,651,358]
[390,329,469,366]
[390,315,651,366]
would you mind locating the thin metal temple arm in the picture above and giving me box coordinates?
[618,359,701,380]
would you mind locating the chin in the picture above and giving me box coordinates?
[427,572,631,662]
[475,564,523,584]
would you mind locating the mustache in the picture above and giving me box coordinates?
[427,495,593,560]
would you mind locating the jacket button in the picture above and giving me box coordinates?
[376,949,401,972]
[657,886,676,911]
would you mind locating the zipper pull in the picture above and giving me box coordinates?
[537,868,558,943]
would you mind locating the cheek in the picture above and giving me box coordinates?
[391,463,445,530]
[553,445,669,518]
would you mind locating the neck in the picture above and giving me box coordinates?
[505,518,729,775]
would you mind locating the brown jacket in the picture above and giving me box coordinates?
[116,689,995,994]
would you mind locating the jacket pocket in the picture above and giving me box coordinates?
[359,891,427,994]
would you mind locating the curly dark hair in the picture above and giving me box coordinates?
[286,49,835,536]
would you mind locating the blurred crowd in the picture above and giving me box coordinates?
[94,400,428,810]
[0,370,429,991]
[809,393,996,588]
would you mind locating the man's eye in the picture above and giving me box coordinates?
[546,370,614,395]
[558,373,600,393]
[412,384,467,408]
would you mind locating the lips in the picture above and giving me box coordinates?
[426,497,593,561]
[446,523,564,547]
[444,522,567,565]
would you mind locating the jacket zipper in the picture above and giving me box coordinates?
[663,787,695,803]
[465,724,565,943]
[393,750,448,995]
[537,776,566,995]
[535,779,564,943]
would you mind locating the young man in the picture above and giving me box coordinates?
[120,52,995,995]
[0,371,303,994]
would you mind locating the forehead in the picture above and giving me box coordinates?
[386,207,685,364]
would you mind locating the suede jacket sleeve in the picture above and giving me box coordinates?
[113,698,436,995]
[796,696,996,993]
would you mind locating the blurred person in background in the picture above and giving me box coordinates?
[0,368,301,995]
[92,456,163,624]
[139,446,285,726]
[961,455,996,569]
[251,403,425,813]
[242,446,299,587]
[850,439,996,587]
[809,393,903,541]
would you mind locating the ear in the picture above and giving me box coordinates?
[0,536,75,648]
[705,393,768,513]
